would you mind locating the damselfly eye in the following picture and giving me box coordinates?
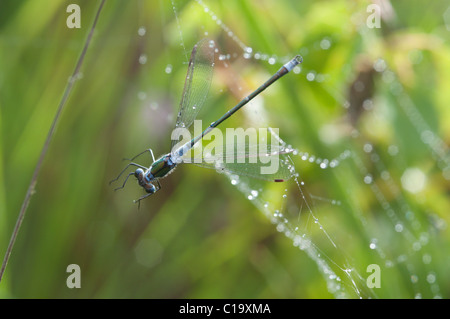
[135,168,144,179]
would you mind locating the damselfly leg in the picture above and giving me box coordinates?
[133,179,162,208]
[123,148,156,163]
[109,162,148,186]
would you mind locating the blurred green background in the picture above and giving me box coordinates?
[0,0,449,298]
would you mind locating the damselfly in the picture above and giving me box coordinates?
[110,39,302,204]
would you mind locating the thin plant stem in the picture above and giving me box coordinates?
[0,0,107,283]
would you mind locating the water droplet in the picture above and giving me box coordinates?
[306,71,316,81]
[139,54,148,64]
[394,223,404,232]
[363,143,373,153]
[412,242,422,251]
[320,38,331,50]
[381,170,390,180]
[138,26,146,36]
[426,273,436,284]
[373,58,387,72]
[369,238,377,250]
[362,99,374,110]
[364,174,373,184]
[401,167,426,194]
[388,144,399,156]
[343,100,350,108]
[422,254,432,264]
[165,64,173,74]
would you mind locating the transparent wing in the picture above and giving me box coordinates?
[179,143,295,182]
[171,39,216,150]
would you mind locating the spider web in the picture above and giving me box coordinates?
[156,0,448,298]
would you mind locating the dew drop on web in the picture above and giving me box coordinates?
[137,26,146,36]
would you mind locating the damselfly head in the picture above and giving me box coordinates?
[134,168,145,180]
